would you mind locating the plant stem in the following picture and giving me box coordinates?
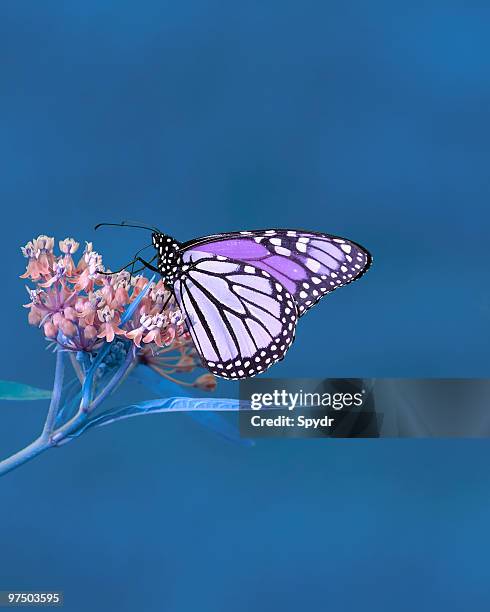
[42,349,65,437]
[0,349,65,477]
[88,346,136,413]
[0,345,137,476]
[0,437,48,477]
[69,352,84,384]
[50,346,136,443]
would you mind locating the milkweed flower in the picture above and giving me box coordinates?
[20,235,56,280]
[20,234,214,390]
[59,238,79,254]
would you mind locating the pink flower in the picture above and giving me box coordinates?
[59,238,79,255]
[109,271,131,307]
[126,313,158,347]
[28,307,43,326]
[43,321,57,338]
[130,275,152,299]
[20,235,55,280]
[38,260,68,288]
[114,286,129,307]
[149,280,171,306]
[125,327,145,347]
[126,312,172,347]
[75,244,104,292]
[142,328,164,346]
[96,306,125,343]
[23,284,76,330]
[84,325,98,340]
[75,296,99,326]
[21,234,193,362]
[63,306,77,321]
[60,318,76,337]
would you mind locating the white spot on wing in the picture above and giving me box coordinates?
[196,260,239,274]
[305,258,321,272]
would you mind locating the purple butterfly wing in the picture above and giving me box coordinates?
[174,252,298,379]
[181,229,372,316]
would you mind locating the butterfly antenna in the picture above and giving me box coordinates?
[122,219,163,232]
[94,221,162,232]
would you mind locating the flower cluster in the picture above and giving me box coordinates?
[21,235,216,392]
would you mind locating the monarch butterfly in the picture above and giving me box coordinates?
[96,222,372,379]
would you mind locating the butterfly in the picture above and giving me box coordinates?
[96,223,372,379]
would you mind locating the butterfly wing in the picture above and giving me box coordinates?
[180,229,371,316]
[173,251,298,379]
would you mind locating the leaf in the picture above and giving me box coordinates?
[66,395,253,442]
[94,395,251,425]
[133,365,253,446]
[0,380,52,401]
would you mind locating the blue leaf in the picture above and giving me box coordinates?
[133,365,253,446]
[67,394,252,441]
[0,380,52,401]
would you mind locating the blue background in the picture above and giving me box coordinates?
[1,1,490,610]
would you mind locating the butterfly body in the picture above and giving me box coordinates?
[151,232,184,284]
[139,228,372,380]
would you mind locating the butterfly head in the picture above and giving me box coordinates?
[151,232,183,283]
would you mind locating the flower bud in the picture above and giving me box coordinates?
[28,308,43,325]
[63,306,77,321]
[43,321,57,338]
[84,325,98,340]
[193,373,217,392]
[60,318,76,337]
[52,312,64,326]
[75,297,86,313]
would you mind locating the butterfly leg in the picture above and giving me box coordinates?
[97,254,158,276]
[134,256,159,273]
[128,243,154,278]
